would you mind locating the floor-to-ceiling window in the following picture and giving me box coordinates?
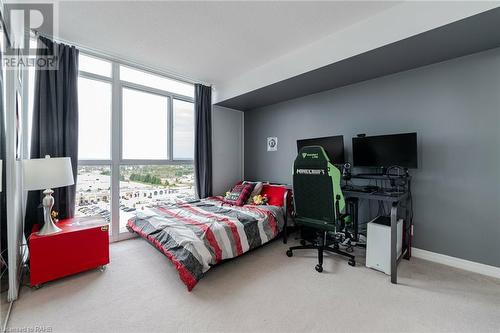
[75,55,113,232]
[117,65,195,234]
[28,51,195,241]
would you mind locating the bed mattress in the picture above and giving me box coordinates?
[127,197,285,291]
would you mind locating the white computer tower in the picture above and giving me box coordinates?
[366,216,403,275]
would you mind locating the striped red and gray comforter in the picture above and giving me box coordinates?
[126,197,285,291]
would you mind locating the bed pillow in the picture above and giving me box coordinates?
[260,184,288,207]
[243,181,263,204]
[224,183,255,206]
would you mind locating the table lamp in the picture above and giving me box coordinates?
[23,155,74,235]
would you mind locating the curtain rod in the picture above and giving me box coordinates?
[31,29,211,87]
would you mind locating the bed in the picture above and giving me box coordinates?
[126,184,289,291]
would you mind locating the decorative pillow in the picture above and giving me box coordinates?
[260,184,288,207]
[243,181,263,204]
[224,183,255,206]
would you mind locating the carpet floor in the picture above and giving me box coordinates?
[7,237,500,333]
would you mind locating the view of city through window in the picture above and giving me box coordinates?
[75,165,195,232]
[119,165,195,231]
[75,166,111,223]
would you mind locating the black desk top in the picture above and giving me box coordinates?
[342,189,408,203]
[349,173,411,181]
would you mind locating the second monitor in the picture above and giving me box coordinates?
[352,132,418,169]
[296,135,345,164]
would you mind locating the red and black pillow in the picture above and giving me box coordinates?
[223,183,255,206]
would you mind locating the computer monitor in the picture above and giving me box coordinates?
[296,135,345,164]
[352,132,418,168]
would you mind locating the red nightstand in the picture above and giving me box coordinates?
[29,216,110,287]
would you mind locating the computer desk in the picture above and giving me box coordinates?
[342,175,413,284]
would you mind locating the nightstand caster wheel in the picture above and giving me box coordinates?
[348,259,356,267]
[286,250,293,257]
[32,284,42,290]
[99,265,107,272]
[300,239,306,246]
[315,264,323,273]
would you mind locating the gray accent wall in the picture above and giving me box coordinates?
[244,47,500,267]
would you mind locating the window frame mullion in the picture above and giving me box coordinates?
[120,80,194,103]
[168,96,173,161]
[110,61,121,242]
[118,159,193,165]
[79,70,112,83]
[78,160,112,166]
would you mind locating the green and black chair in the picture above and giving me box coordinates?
[286,146,356,272]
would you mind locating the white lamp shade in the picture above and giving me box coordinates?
[23,156,75,191]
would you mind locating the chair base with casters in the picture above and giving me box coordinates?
[286,230,355,272]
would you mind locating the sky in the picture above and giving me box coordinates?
[78,77,194,160]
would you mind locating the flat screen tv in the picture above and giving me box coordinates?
[352,132,418,168]
[296,135,345,164]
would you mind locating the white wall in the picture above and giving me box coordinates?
[2,2,29,299]
[212,105,243,195]
[214,1,499,103]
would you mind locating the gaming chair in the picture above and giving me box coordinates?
[286,146,355,272]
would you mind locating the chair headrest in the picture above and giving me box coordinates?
[297,146,330,162]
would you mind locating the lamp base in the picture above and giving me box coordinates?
[37,189,62,236]
[37,221,62,236]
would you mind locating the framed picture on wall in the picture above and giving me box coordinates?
[267,137,278,151]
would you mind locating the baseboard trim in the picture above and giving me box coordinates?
[411,247,500,279]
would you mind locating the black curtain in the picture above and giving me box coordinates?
[24,36,79,238]
[194,84,212,198]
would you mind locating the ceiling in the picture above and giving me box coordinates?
[216,7,500,110]
[48,1,400,85]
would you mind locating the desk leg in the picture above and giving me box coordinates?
[351,199,359,242]
[391,202,398,284]
[404,197,411,260]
